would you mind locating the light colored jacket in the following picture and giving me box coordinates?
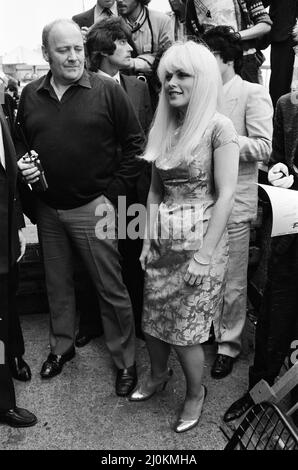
[131,8,174,74]
[223,74,273,223]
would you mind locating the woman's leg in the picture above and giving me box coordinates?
[173,343,205,419]
[145,333,171,379]
[130,334,172,400]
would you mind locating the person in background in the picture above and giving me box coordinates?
[168,0,187,41]
[17,19,145,397]
[203,26,273,379]
[0,105,36,427]
[74,17,153,345]
[262,1,298,109]
[185,0,272,83]
[6,78,19,110]
[73,0,118,42]
[116,0,174,75]
[223,90,298,426]
[129,41,239,433]
[71,2,120,349]
[0,79,31,383]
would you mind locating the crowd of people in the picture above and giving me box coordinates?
[0,0,298,437]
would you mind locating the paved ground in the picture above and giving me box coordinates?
[0,313,254,451]
[0,224,255,450]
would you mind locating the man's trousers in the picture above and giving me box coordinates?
[270,39,295,109]
[0,271,16,411]
[249,235,298,388]
[36,195,135,369]
[216,222,251,358]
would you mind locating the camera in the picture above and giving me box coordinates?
[23,152,48,192]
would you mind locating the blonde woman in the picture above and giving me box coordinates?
[129,41,239,433]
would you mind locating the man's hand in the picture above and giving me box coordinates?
[18,152,40,185]
[268,163,294,189]
[139,241,151,271]
[17,229,26,262]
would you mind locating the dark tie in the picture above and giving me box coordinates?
[103,8,113,17]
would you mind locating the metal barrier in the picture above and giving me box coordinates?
[225,402,298,450]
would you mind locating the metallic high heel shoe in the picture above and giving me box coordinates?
[174,385,207,433]
[129,368,173,402]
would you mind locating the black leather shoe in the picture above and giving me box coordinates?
[75,332,99,348]
[40,347,75,379]
[223,393,254,422]
[211,354,234,379]
[9,356,31,382]
[116,363,138,397]
[0,407,37,427]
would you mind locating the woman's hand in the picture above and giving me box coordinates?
[139,241,151,271]
[184,254,210,286]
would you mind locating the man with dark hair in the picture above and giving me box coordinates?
[17,19,145,397]
[0,105,36,427]
[116,0,174,75]
[73,0,118,42]
[186,0,272,83]
[86,16,152,133]
[203,26,273,379]
[74,17,152,345]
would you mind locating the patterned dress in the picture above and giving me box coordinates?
[142,113,238,346]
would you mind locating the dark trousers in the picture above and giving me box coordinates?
[0,269,17,411]
[78,171,151,341]
[75,263,103,337]
[7,265,25,358]
[78,236,144,339]
[36,196,136,369]
[249,235,298,389]
[270,39,295,109]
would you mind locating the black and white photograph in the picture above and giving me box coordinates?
[0,0,298,455]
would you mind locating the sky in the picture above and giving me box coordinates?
[0,0,171,56]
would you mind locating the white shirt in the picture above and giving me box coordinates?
[0,123,6,170]
[50,76,72,101]
[97,69,121,84]
[223,74,238,96]
[94,3,118,23]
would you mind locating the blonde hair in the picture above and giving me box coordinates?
[144,41,223,166]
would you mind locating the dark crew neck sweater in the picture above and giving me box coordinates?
[15,71,145,209]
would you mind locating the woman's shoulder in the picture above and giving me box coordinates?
[208,112,238,149]
[210,112,234,130]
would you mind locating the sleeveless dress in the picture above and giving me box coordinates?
[142,113,239,346]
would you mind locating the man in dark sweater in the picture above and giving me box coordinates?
[17,19,145,397]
